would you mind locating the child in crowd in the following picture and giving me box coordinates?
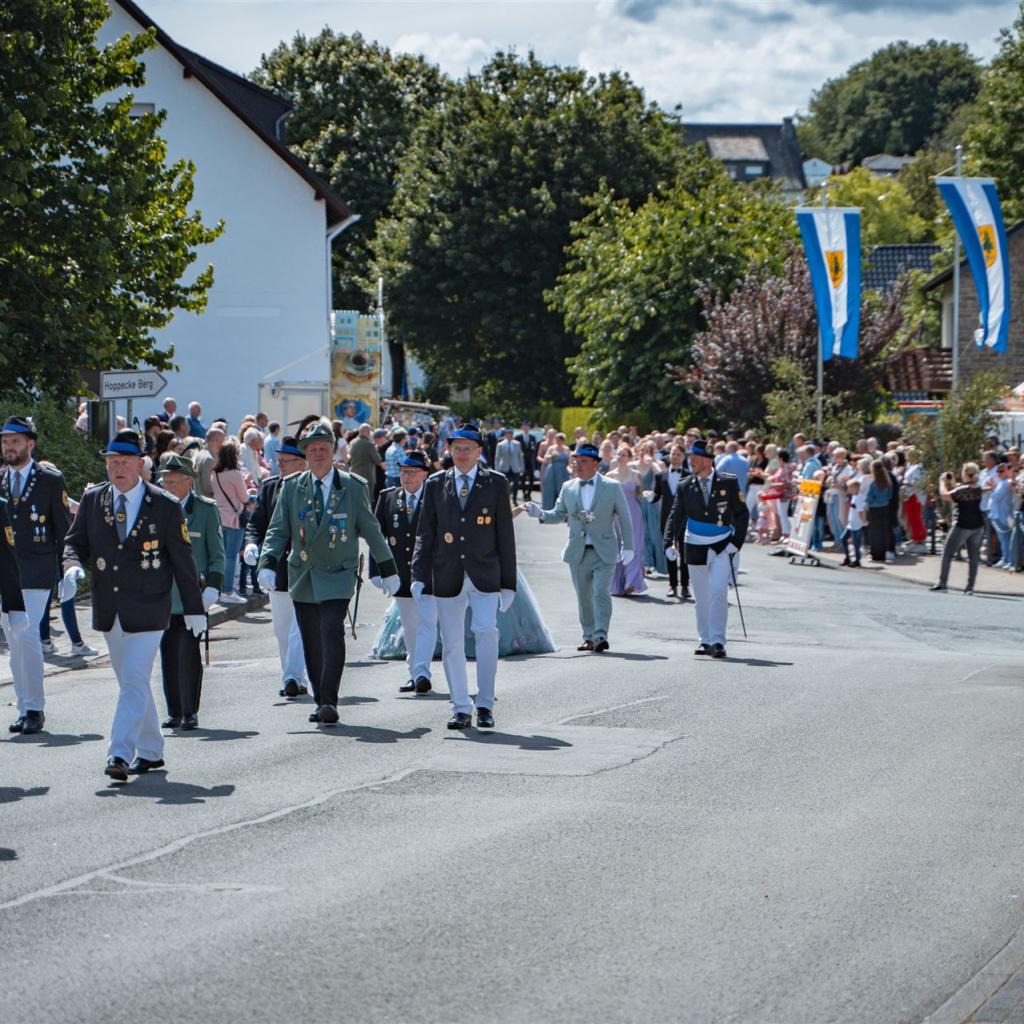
[841,478,865,567]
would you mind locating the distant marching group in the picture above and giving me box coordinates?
[1,418,747,782]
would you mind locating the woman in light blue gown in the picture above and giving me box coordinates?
[637,443,667,576]
[372,508,556,662]
[541,434,571,510]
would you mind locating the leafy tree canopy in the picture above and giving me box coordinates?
[251,30,448,310]
[799,40,981,165]
[0,0,221,401]
[373,51,683,410]
[549,160,794,425]
[809,166,928,246]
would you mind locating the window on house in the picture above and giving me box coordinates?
[745,165,766,177]
[128,103,155,119]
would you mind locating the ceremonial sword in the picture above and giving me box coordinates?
[348,552,365,639]
[728,554,747,639]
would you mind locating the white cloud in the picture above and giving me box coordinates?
[393,31,494,75]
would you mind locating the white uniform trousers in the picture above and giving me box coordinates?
[5,588,50,713]
[435,577,498,714]
[394,594,437,682]
[269,590,308,686]
[105,617,164,763]
[688,547,732,647]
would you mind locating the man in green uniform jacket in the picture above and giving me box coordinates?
[158,454,224,730]
[257,421,400,724]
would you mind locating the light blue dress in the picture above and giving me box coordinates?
[371,569,556,661]
[640,468,667,574]
[542,450,570,509]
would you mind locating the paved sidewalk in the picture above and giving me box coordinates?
[779,544,1024,597]
[0,592,269,690]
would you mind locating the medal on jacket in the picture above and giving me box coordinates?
[328,524,337,549]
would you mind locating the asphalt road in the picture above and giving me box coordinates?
[2,518,1023,1024]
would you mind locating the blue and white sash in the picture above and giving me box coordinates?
[684,517,733,546]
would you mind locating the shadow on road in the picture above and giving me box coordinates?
[0,786,49,804]
[396,692,451,701]
[563,651,669,662]
[446,731,572,751]
[8,732,104,748]
[339,695,378,706]
[288,724,431,744]
[96,775,236,805]
[723,657,795,668]
[0,848,16,861]
[173,729,260,742]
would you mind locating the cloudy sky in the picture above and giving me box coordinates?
[139,0,1018,120]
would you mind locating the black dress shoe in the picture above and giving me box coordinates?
[930,583,947,591]
[476,707,495,728]
[180,714,198,731]
[415,676,432,694]
[666,586,677,598]
[593,638,610,653]
[399,679,417,693]
[281,679,300,698]
[680,588,691,602]
[711,643,727,659]
[129,757,165,773]
[8,716,26,733]
[104,757,129,781]
[447,712,473,730]
[162,716,181,729]
[308,707,321,723]
[694,643,711,655]
[317,705,339,725]
[577,639,594,651]
[21,710,44,734]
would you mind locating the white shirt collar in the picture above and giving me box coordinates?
[455,465,479,487]
[112,478,146,531]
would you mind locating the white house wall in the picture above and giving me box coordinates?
[98,3,330,431]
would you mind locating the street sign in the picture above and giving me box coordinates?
[98,370,167,400]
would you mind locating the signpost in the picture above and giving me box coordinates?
[99,370,167,438]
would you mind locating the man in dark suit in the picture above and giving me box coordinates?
[369,449,437,694]
[516,422,537,496]
[655,444,691,601]
[411,423,516,729]
[0,497,30,732]
[664,438,748,658]
[0,416,72,734]
[63,430,205,780]
[243,435,309,698]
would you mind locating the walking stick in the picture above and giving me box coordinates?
[204,613,210,666]
[348,552,364,639]
[728,554,748,639]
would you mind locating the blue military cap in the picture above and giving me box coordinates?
[575,443,600,460]
[399,449,431,471]
[1,416,36,440]
[688,438,713,459]
[449,422,483,445]
[278,435,304,458]
[102,429,143,456]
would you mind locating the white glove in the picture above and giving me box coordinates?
[257,568,277,592]
[725,542,738,556]
[242,543,259,566]
[665,546,678,562]
[6,610,29,635]
[184,614,206,638]
[499,589,515,613]
[64,565,86,586]
[524,501,542,519]
[369,575,383,591]
[58,577,77,603]
[619,549,634,564]
[411,580,425,602]
[381,574,401,596]
[643,490,656,502]
[201,586,219,611]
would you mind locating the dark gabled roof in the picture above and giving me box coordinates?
[922,219,1024,291]
[863,244,940,294]
[114,0,354,227]
[179,46,291,140]
[682,119,806,191]
[862,153,915,175]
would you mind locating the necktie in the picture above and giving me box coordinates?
[116,494,128,541]
[11,470,20,503]
[703,477,712,503]
[407,493,417,516]
[458,474,470,509]
[314,482,326,524]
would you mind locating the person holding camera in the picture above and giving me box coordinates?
[931,462,984,594]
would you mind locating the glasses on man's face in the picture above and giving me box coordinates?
[450,445,477,456]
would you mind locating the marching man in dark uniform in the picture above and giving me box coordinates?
[654,444,691,601]
[664,438,749,659]
[62,430,206,780]
[157,454,223,730]
[0,498,30,724]
[0,416,72,734]
[369,449,437,694]
[411,423,516,730]
[242,435,310,699]
[257,421,401,725]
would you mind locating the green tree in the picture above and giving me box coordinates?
[251,30,448,310]
[373,51,683,409]
[0,0,221,401]
[809,166,928,246]
[798,40,981,165]
[763,357,865,448]
[964,3,1024,219]
[549,161,794,424]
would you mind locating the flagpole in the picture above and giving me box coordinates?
[817,183,827,434]
[951,145,962,394]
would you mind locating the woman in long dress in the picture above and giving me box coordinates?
[541,433,571,509]
[607,444,647,596]
[635,441,667,577]
[372,506,556,661]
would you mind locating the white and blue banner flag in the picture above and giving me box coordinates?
[796,207,861,362]
[936,176,1010,353]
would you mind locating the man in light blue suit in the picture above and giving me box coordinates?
[525,444,632,652]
